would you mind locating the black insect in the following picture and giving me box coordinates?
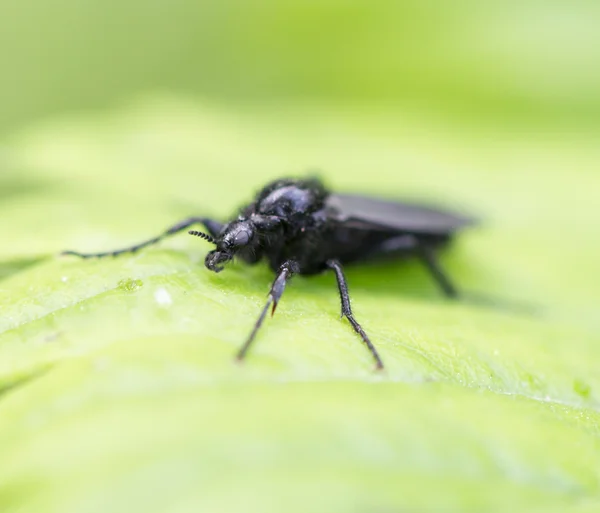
[63,178,474,369]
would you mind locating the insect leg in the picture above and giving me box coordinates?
[236,260,299,361]
[416,244,458,298]
[62,217,223,259]
[327,259,384,369]
[357,234,458,299]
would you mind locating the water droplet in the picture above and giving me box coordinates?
[154,287,173,307]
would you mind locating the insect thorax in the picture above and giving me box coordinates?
[237,179,332,272]
[254,179,328,217]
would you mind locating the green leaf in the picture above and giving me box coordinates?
[0,98,599,513]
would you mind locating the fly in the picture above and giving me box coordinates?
[63,178,475,369]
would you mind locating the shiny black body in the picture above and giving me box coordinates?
[64,177,474,369]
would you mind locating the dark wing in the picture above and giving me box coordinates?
[326,193,476,235]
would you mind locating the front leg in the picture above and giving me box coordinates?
[62,217,223,258]
[236,260,299,361]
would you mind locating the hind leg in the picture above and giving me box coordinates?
[362,234,459,298]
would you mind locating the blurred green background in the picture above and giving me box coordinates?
[2,0,600,133]
[1,2,600,513]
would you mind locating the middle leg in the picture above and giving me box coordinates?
[327,259,384,369]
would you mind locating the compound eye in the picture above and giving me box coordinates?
[233,229,251,246]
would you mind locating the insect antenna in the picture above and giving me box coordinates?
[188,230,217,245]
